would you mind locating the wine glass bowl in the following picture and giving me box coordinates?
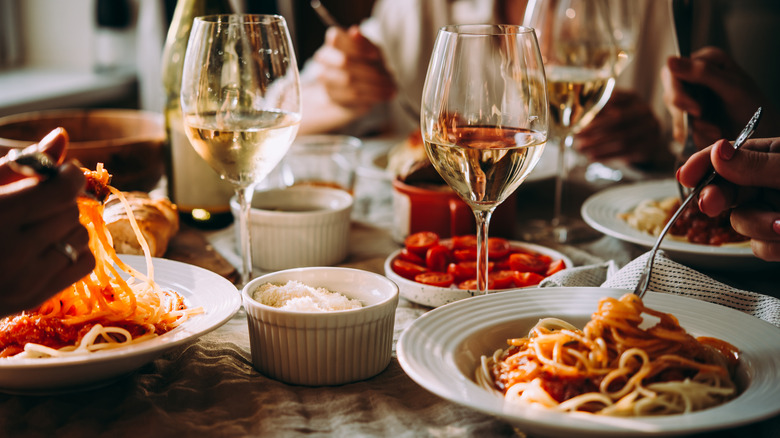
[180,14,301,287]
[421,24,548,295]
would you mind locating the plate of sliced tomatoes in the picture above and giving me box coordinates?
[384,231,573,308]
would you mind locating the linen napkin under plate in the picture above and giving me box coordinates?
[540,250,780,328]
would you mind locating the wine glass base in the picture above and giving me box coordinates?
[519,217,602,245]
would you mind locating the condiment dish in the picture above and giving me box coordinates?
[242,267,399,386]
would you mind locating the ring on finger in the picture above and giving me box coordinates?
[54,241,80,264]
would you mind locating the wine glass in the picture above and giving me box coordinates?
[583,0,641,183]
[609,0,641,76]
[180,14,301,287]
[421,24,548,295]
[522,0,618,243]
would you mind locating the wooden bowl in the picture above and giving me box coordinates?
[0,109,165,191]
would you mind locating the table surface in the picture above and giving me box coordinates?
[1,136,778,438]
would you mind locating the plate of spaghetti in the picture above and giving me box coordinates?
[580,180,773,270]
[0,165,241,394]
[397,288,780,437]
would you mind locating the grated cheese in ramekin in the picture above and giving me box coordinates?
[253,280,362,312]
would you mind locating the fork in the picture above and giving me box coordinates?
[633,107,762,299]
[671,0,696,201]
[675,115,698,199]
[3,148,58,178]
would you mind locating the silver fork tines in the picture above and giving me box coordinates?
[633,107,762,299]
[3,148,59,178]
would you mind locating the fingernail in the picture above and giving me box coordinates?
[774,220,780,235]
[718,139,735,161]
[675,167,681,181]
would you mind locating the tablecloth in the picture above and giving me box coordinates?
[2,222,779,438]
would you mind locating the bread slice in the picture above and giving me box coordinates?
[104,191,179,258]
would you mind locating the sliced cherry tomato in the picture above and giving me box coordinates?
[513,271,545,287]
[426,244,451,272]
[508,253,549,274]
[536,253,553,264]
[398,248,425,265]
[492,256,511,271]
[546,259,566,276]
[446,261,495,281]
[451,234,477,249]
[453,247,478,262]
[415,272,454,287]
[508,247,533,256]
[457,278,495,290]
[404,231,439,256]
[488,270,515,289]
[507,248,552,262]
[447,261,477,282]
[487,237,510,259]
[392,258,428,280]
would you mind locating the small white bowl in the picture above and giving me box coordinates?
[232,186,353,270]
[242,267,399,386]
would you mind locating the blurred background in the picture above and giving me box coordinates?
[0,0,376,117]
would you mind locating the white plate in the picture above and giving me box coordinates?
[397,287,780,437]
[384,241,573,308]
[581,179,771,270]
[0,255,241,394]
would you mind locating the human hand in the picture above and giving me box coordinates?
[0,129,95,317]
[662,46,777,150]
[677,137,780,261]
[313,25,397,114]
[573,89,664,165]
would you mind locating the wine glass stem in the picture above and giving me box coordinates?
[235,184,255,289]
[474,209,493,296]
[552,133,573,228]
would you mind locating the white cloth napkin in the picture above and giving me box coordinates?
[540,250,780,328]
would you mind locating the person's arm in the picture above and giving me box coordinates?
[298,25,397,135]
[0,130,95,317]
[677,137,780,261]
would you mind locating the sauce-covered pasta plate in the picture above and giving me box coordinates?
[0,256,241,394]
[397,287,780,437]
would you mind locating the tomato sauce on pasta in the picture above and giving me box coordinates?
[476,293,738,416]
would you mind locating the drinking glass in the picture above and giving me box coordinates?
[181,14,301,287]
[583,0,641,183]
[421,25,548,295]
[609,0,641,76]
[523,0,617,243]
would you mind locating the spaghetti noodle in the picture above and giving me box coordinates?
[0,164,201,359]
[476,293,738,416]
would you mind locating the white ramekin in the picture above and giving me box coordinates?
[242,267,399,386]
[232,186,353,270]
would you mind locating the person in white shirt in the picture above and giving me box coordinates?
[299,0,673,169]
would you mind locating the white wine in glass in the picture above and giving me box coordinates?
[422,24,548,295]
[523,0,617,244]
[181,14,301,287]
